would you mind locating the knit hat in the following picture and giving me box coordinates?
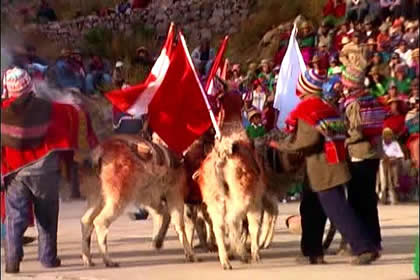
[2,67,33,98]
[341,65,365,89]
[296,69,327,97]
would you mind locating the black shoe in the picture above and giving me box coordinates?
[128,210,149,221]
[41,257,61,268]
[22,236,36,246]
[296,255,326,265]
[351,252,377,265]
[5,261,20,273]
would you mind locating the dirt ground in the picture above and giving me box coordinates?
[1,201,419,280]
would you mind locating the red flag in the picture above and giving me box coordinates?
[105,23,175,116]
[204,36,229,92]
[148,33,216,154]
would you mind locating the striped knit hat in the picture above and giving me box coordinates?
[2,67,33,98]
[341,65,365,89]
[296,69,327,97]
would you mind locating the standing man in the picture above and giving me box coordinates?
[269,69,379,265]
[1,68,97,273]
[342,65,384,253]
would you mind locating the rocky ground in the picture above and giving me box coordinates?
[1,201,418,280]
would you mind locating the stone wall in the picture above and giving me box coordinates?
[38,0,253,46]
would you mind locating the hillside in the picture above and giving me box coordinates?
[1,0,326,83]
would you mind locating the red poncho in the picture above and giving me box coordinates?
[1,98,98,178]
[285,96,347,164]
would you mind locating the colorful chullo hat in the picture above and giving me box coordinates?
[296,69,327,98]
[341,65,365,90]
[2,67,33,98]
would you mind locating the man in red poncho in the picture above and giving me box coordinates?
[269,69,379,265]
[1,68,97,274]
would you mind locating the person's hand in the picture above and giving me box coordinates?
[268,140,280,150]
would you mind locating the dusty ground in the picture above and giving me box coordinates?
[1,201,419,280]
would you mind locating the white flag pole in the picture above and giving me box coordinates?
[179,33,222,139]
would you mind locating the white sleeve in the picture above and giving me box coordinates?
[392,142,405,158]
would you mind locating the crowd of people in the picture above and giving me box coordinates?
[1,0,419,275]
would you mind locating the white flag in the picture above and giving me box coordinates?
[273,24,306,129]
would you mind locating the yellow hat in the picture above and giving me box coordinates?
[383,127,394,137]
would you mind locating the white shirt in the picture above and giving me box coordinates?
[383,140,404,158]
[252,90,266,112]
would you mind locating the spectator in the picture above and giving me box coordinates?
[391,64,412,94]
[251,78,267,111]
[376,24,391,53]
[85,55,112,95]
[403,22,419,49]
[394,40,412,66]
[116,0,132,15]
[191,39,216,76]
[246,109,266,140]
[257,59,275,93]
[377,127,405,204]
[368,66,390,97]
[298,21,316,65]
[133,46,154,70]
[384,98,407,139]
[339,32,367,69]
[112,61,129,89]
[262,95,276,132]
[346,0,369,22]
[36,0,57,23]
[328,56,345,77]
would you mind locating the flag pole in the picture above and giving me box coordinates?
[179,32,222,139]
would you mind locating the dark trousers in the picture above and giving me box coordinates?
[300,184,377,256]
[300,183,327,257]
[348,159,382,250]
[5,172,60,266]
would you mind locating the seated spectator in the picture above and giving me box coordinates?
[298,21,316,65]
[377,127,405,205]
[346,0,369,22]
[384,98,407,139]
[85,55,112,95]
[112,61,130,89]
[317,20,334,49]
[411,48,419,77]
[116,0,131,15]
[131,0,150,9]
[391,64,412,95]
[389,52,402,77]
[262,95,276,132]
[133,46,154,70]
[403,22,419,49]
[323,0,346,26]
[376,24,391,53]
[370,52,390,77]
[251,78,267,111]
[246,109,266,140]
[394,40,412,66]
[363,38,378,63]
[315,42,330,71]
[53,48,86,92]
[36,0,57,23]
[327,56,344,77]
[257,59,275,93]
[368,66,390,97]
[191,39,216,76]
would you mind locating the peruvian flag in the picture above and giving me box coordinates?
[148,32,217,154]
[105,23,175,116]
[205,36,229,95]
